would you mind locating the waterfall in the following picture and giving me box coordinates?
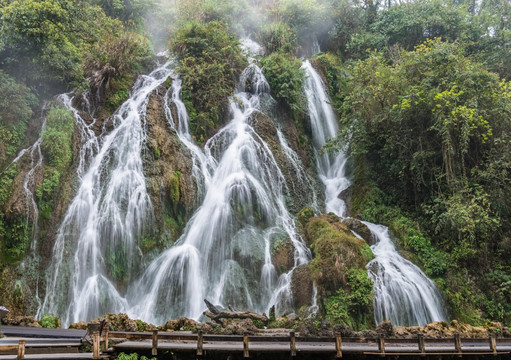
[301,60,447,326]
[303,61,350,217]
[365,222,447,326]
[38,61,174,326]
[127,56,311,324]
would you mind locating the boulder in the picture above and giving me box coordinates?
[342,218,375,245]
[291,265,313,310]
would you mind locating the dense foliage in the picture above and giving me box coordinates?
[337,35,511,324]
[170,20,247,142]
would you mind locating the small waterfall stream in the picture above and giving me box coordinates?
[302,60,446,326]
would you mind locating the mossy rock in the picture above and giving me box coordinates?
[306,214,369,294]
[291,265,313,310]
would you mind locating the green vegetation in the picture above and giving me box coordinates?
[39,314,60,328]
[335,31,511,323]
[261,53,305,116]
[170,20,247,142]
[305,215,374,328]
[116,353,156,360]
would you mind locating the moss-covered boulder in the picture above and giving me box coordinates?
[306,214,373,294]
[291,265,313,310]
[305,214,375,329]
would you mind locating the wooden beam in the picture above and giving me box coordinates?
[335,332,342,358]
[454,333,462,356]
[418,333,425,356]
[378,335,385,356]
[197,330,204,356]
[290,331,296,357]
[152,330,158,356]
[243,331,249,358]
[102,328,109,352]
[92,331,100,359]
[16,340,25,360]
[490,333,497,355]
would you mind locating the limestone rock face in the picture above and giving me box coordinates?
[143,86,196,246]
[250,111,318,214]
[272,240,295,275]
[291,265,313,310]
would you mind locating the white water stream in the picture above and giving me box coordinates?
[127,52,310,324]
[38,62,174,326]
[302,60,447,326]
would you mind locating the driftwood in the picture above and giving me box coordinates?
[203,299,269,324]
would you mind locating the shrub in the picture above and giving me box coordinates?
[260,53,304,115]
[39,314,60,328]
[170,21,247,142]
[257,21,297,55]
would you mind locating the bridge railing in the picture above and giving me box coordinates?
[94,329,511,358]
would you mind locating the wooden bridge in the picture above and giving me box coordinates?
[1,326,511,359]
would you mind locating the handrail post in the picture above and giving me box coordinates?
[16,340,25,360]
[490,333,497,355]
[335,332,342,358]
[454,333,462,357]
[418,333,425,356]
[378,334,385,356]
[197,330,204,356]
[152,329,158,356]
[243,331,250,358]
[92,331,100,359]
[102,327,109,352]
[290,330,296,357]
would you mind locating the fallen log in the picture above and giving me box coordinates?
[203,299,268,324]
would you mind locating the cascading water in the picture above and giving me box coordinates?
[38,61,174,326]
[302,61,350,217]
[127,56,311,324]
[365,222,446,326]
[302,60,447,326]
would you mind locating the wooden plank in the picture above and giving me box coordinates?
[101,328,108,352]
[454,333,462,356]
[490,333,497,355]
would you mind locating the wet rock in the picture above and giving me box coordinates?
[342,218,375,245]
[297,314,332,337]
[87,313,156,332]
[250,111,316,214]
[272,240,295,274]
[2,316,41,327]
[69,321,88,330]
[355,329,378,338]
[291,265,313,310]
[143,86,196,245]
[305,214,369,294]
[224,319,258,335]
[376,321,394,337]
[159,317,196,332]
[333,324,355,337]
